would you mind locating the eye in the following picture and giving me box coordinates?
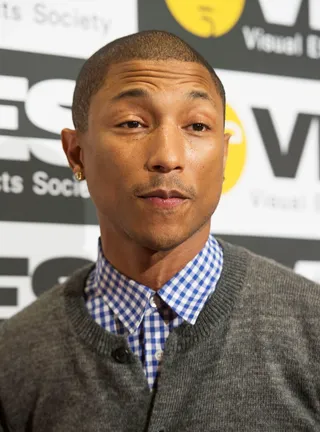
[189,123,210,132]
[118,121,142,128]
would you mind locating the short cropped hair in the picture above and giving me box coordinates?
[72,30,226,132]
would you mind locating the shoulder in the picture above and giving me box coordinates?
[218,238,320,313]
[0,264,93,369]
[0,283,64,371]
[0,282,65,400]
[0,285,64,346]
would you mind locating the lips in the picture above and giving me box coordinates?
[138,189,188,199]
[138,189,189,209]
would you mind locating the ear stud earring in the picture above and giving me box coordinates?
[74,171,84,181]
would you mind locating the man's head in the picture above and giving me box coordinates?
[62,30,230,251]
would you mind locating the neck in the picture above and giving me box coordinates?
[98,221,210,291]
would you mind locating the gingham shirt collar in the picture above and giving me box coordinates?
[93,234,223,333]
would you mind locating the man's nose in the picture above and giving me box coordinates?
[145,123,186,174]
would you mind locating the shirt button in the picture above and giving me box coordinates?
[155,350,163,361]
[112,347,131,363]
[150,295,157,308]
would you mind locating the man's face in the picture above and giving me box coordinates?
[67,60,229,251]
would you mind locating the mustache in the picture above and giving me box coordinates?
[132,176,196,199]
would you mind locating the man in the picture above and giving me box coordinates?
[1,30,320,432]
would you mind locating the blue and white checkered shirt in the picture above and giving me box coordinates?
[84,234,223,390]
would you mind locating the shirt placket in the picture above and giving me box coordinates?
[143,293,169,389]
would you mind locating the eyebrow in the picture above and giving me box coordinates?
[185,90,216,106]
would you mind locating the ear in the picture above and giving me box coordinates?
[61,128,84,176]
[223,132,231,172]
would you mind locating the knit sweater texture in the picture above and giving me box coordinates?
[1,240,320,432]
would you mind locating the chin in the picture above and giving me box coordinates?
[133,229,188,252]
[132,220,207,252]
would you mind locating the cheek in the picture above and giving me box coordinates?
[196,143,224,181]
[84,139,125,180]
[82,137,140,207]
[194,145,224,207]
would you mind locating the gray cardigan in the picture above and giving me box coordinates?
[1,240,320,431]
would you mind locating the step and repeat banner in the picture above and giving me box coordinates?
[1,0,320,321]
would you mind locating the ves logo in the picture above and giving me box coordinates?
[165,0,320,38]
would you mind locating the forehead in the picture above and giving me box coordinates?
[101,59,219,98]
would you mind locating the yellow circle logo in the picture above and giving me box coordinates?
[165,0,246,38]
[223,104,246,194]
